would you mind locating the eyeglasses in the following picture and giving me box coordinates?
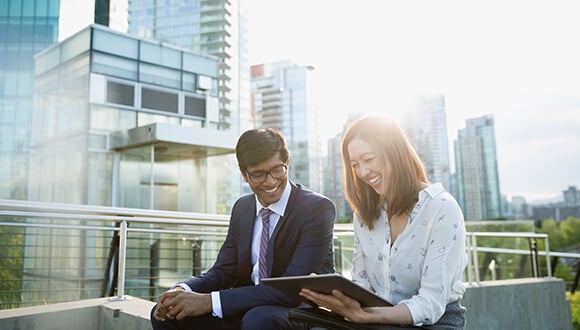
[246,164,288,183]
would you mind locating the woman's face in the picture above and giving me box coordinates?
[347,137,391,195]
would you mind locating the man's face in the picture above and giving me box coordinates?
[243,154,289,207]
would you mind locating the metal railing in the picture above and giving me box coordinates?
[1,199,579,310]
[466,231,551,284]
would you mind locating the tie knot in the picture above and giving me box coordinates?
[259,208,272,220]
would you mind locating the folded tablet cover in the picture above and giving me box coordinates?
[262,273,392,307]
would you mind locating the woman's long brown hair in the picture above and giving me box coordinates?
[341,116,428,229]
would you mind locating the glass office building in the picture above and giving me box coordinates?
[454,115,502,220]
[128,0,250,206]
[403,93,452,191]
[250,61,323,192]
[0,1,60,200]
[128,0,251,133]
[30,24,236,211]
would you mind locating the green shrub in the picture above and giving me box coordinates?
[568,291,580,330]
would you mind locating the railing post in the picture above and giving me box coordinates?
[466,233,474,285]
[544,236,552,277]
[192,240,203,276]
[116,220,128,300]
[471,234,480,284]
[333,237,343,274]
[529,238,540,277]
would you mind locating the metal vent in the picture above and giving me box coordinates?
[106,81,134,106]
[184,96,206,118]
[142,88,178,113]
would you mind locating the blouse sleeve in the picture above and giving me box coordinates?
[400,196,467,325]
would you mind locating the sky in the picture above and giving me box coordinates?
[245,0,580,204]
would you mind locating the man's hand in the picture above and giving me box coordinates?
[152,288,213,321]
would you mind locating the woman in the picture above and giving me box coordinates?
[300,116,467,329]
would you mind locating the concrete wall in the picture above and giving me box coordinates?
[462,277,573,330]
[0,278,573,330]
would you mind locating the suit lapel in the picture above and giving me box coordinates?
[239,202,257,268]
[270,181,297,241]
[266,182,298,276]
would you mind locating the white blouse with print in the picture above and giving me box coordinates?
[351,183,467,326]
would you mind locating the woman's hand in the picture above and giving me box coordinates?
[300,288,366,323]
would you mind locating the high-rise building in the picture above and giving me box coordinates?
[250,61,323,192]
[509,195,529,220]
[324,114,363,220]
[454,115,502,220]
[403,93,451,191]
[563,186,580,206]
[127,0,250,133]
[0,0,127,201]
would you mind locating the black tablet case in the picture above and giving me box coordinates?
[262,273,392,307]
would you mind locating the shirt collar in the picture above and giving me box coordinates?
[419,182,445,200]
[255,181,292,217]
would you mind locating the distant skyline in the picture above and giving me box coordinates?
[245,0,580,203]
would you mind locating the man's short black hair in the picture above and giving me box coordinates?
[236,128,290,173]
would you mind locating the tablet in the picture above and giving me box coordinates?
[262,273,392,307]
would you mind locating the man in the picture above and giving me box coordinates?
[151,128,336,330]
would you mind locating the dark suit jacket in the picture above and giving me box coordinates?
[181,181,336,318]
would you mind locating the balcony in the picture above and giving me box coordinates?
[0,199,575,329]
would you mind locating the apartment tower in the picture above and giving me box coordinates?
[454,115,502,220]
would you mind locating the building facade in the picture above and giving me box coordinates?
[532,186,580,221]
[250,61,323,192]
[0,0,129,201]
[324,114,363,220]
[403,93,452,191]
[127,0,250,133]
[1,1,58,200]
[127,0,250,207]
[2,0,248,306]
[454,115,502,220]
[1,0,249,210]
[563,186,580,206]
[31,25,235,210]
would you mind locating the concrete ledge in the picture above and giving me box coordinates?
[0,278,573,330]
[0,296,155,330]
[462,277,573,330]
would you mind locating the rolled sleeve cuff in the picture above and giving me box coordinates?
[401,300,425,326]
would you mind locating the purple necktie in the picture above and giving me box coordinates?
[258,208,272,280]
